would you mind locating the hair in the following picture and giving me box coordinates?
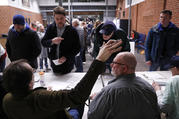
[160,10,172,16]
[53,6,66,16]
[3,59,33,96]
[72,18,80,25]
[94,20,101,28]
[117,52,137,72]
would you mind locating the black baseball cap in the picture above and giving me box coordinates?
[99,21,117,35]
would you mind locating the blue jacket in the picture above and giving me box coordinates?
[145,22,179,62]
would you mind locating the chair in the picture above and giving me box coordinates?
[135,33,146,53]
[1,34,8,38]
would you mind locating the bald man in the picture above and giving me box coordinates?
[88,52,160,119]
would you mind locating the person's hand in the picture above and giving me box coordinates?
[176,51,179,56]
[146,61,152,66]
[96,40,122,62]
[152,81,161,91]
[47,86,52,91]
[58,56,66,64]
[52,37,64,45]
[90,93,98,100]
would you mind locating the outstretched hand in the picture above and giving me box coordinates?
[96,40,122,62]
[52,37,64,45]
[152,81,161,91]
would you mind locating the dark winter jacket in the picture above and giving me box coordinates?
[41,22,81,73]
[6,24,41,69]
[145,22,179,62]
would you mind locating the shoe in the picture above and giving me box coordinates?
[45,68,51,72]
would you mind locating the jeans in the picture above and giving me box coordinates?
[39,58,48,69]
[68,109,79,119]
[75,50,83,72]
[68,104,84,119]
[150,58,170,71]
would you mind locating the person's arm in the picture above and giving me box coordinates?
[176,51,179,56]
[41,25,54,47]
[152,80,175,115]
[152,81,163,104]
[80,28,85,48]
[5,32,11,61]
[118,30,130,52]
[62,28,81,60]
[160,80,175,115]
[32,40,122,110]
[30,32,41,61]
[145,29,153,64]
[176,29,179,56]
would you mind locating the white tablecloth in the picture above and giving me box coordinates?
[33,71,171,92]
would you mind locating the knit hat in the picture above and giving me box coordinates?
[99,21,117,35]
[13,14,25,25]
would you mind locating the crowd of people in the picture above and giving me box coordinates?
[0,5,179,119]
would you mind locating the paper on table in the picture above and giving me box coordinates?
[136,72,168,86]
[142,72,163,80]
[52,59,63,65]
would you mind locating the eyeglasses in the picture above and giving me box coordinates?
[111,62,125,66]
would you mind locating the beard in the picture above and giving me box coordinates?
[57,23,64,28]
[111,70,117,77]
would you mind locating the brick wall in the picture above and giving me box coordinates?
[117,0,179,36]
[165,0,179,26]
[0,6,42,36]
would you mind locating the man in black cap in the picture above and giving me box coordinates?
[6,14,41,69]
[93,21,130,73]
[152,56,179,119]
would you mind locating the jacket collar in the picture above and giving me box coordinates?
[108,73,136,84]
[11,23,30,35]
[157,22,177,31]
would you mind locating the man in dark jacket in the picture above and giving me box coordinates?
[6,14,41,69]
[2,40,122,119]
[41,6,81,74]
[93,21,130,73]
[145,10,179,71]
[88,52,160,119]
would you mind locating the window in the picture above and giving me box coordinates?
[22,0,30,7]
[123,11,125,17]
[91,0,104,1]
[127,0,131,5]
[62,0,104,2]
[56,0,64,2]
